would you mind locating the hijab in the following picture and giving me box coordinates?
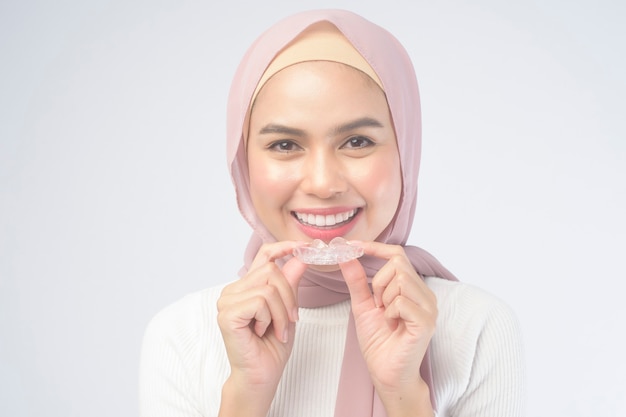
[226,9,457,415]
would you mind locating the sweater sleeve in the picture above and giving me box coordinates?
[139,293,205,417]
[426,278,526,417]
[448,286,526,417]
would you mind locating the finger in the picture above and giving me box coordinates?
[371,257,435,312]
[280,257,307,321]
[221,250,306,324]
[220,285,291,343]
[356,242,432,309]
[380,271,437,314]
[246,242,307,323]
[339,258,376,311]
[250,295,273,339]
[354,240,407,261]
[249,241,303,272]
[244,261,304,323]
[281,256,308,294]
[350,241,407,307]
[251,287,291,342]
[370,258,399,309]
[384,295,437,340]
[367,249,413,308]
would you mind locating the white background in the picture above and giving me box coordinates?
[1,0,624,416]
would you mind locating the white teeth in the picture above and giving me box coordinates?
[295,209,356,227]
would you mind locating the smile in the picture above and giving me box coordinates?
[293,209,358,228]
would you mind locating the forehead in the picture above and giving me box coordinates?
[252,61,385,109]
[247,62,395,146]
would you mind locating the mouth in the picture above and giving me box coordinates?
[292,208,359,228]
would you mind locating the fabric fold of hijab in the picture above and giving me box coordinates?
[227,9,457,416]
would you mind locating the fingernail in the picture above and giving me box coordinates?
[292,307,300,322]
[282,328,289,343]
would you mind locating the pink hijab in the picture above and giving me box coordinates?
[226,9,457,415]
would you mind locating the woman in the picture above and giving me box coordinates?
[139,9,525,417]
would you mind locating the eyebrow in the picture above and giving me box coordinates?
[332,117,385,135]
[258,124,306,137]
[257,117,385,137]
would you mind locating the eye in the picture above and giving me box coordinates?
[342,136,374,149]
[268,140,302,153]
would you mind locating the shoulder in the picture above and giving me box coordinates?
[142,284,227,354]
[147,284,225,325]
[139,284,232,415]
[425,277,526,414]
[425,276,523,357]
[425,276,521,331]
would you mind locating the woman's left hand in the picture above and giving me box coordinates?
[339,241,437,416]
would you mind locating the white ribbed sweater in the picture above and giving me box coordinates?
[139,277,525,417]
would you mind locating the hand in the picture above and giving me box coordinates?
[339,241,437,416]
[217,241,307,417]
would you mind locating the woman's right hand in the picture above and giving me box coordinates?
[217,241,307,417]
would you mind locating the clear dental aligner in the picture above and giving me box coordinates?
[293,237,364,265]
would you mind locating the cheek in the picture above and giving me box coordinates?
[356,156,402,212]
[248,158,296,206]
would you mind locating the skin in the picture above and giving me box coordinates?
[217,61,436,417]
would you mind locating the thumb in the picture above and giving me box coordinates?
[339,259,376,312]
[281,257,308,297]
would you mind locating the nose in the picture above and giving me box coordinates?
[299,151,347,199]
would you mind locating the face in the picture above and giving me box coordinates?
[247,61,402,246]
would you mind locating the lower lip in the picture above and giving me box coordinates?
[293,210,360,242]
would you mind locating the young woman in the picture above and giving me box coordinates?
[139,10,525,417]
